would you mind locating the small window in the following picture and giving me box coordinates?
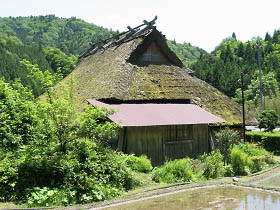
[164,125,193,141]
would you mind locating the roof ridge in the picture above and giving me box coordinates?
[79,16,158,59]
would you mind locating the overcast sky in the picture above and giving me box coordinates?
[1,0,280,52]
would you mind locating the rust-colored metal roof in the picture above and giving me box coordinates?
[87,99,226,127]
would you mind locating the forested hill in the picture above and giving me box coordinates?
[0,15,113,55]
[191,32,280,98]
[0,15,205,95]
[0,15,205,58]
[167,40,206,66]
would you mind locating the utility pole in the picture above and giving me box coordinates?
[241,72,246,141]
[257,41,264,112]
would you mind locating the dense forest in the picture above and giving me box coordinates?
[0,15,204,96]
[167,39,206,65]
[191,32,280,116]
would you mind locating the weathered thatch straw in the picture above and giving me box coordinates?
[60,19,256,126]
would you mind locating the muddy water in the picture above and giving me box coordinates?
[101,186,280,210]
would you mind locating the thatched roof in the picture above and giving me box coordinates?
[60,20,256,125]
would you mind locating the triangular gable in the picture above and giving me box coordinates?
[128,30,184,67]
[137,41,171,65]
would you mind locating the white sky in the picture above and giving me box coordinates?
[1,0,280,52]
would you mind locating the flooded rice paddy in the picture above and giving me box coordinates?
[99,186,280,210]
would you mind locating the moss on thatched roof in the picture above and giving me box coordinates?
[59,28,256,125]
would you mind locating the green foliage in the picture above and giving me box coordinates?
[44,48,78,77]
[246,131,280,152]
[234,142,272,157]
[123,154,153,173]
[200,150,225,179]
[0,66,139,206]
[249,156,266,173]
[0,33,51,96]
[230,148,250,176]
[79,106,119,144]
[167,40,207,65]
[61,139,138,202]
[215,127,239,164]
[26,187,70,207]
[191,31,280,102]
[258,110,279,132]
[0,15,113,55]
[0,78,38,151]
[233,72,279,114]
[152,158,193,183]
[229,142,274,174]
[21,59,62,101]
[234,142,274,173]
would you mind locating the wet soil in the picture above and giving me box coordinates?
[62,165,280,210]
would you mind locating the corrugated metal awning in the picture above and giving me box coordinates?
[87,99,226,127]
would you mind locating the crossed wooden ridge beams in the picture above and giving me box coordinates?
[79,16,158,58]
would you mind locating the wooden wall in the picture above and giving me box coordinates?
[118,124,210,166]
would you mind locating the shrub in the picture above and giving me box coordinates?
[224,165,234,177]
[233,142,275,173]
[258,110,278,132]
[62,139,140,198]
[0,67,140,206]
[234,142,271,157]
[246,131,280,152]
[249,156,266,173]
[215,127,239,164]
[230,148,250,176]
[189,159,205,180]
[152,158,193,183]
[123,154,153,173]
[26,187,71,207]
[0,138,140,206]
[200,150,225,179]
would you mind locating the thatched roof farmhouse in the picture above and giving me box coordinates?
[63,17,254,125]
[59,17,256,164]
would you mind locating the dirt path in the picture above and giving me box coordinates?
[239,164,280,187]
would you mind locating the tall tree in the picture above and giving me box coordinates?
[232,32,237,40]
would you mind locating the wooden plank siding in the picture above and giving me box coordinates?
[118,124,210,166]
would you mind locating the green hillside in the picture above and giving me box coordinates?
[191,32,280,116]
[0,15,113,55]
[167,40,206,66]
[191,33,280,96]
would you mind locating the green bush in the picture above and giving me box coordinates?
[200,150,225,179]
[215,127,239,164]
[224,165,234,177]
[61,139,139,201]
[234,142,271,157]
[258,110,279,132]
[26,187,71,207]
[0,64,141,206]
[232,142,275,173]
[0,139,139,205]
[249,156,266,173]
[230,148,250,176]
[123,154,153,173]
[246,131,280,152]
[152,158,193,183]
